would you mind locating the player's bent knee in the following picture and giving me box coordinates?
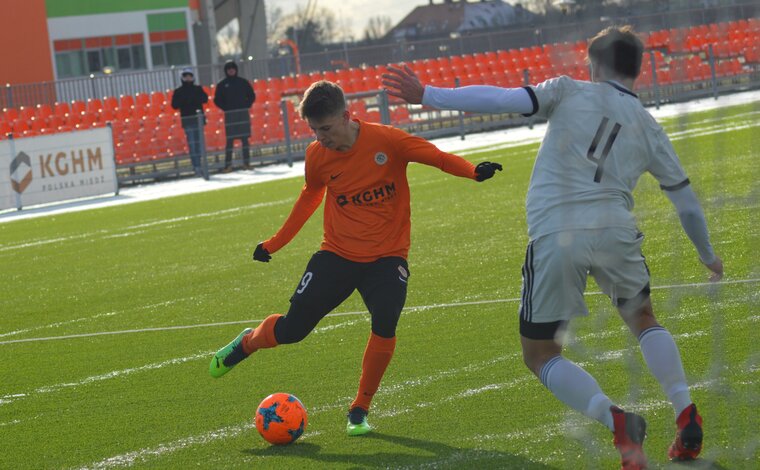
[616,287,660,335]
[520,336,563,377]
[369,310,402,339]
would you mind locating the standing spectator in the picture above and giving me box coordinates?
[214,60,256,172]
[171,67,208,177]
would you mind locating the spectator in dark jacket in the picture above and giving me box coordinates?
[213,60,256,172]
[171,67,208,176]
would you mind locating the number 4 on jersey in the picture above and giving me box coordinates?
[587,117,622,182]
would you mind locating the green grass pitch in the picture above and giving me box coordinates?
[0,101,758,469]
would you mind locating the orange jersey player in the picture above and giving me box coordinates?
[209,80,502,437]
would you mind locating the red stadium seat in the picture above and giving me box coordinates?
[19,106,35,122]
[36,104,52,120]
[71,100,87,117]
[86,98,103,114]
[48,115,65,131]
[0,119,12,138]
[2,107,19,122]
[119,94,135,111]
[103,96,119,111]
[53,102,70,119]
[11,118,29,134]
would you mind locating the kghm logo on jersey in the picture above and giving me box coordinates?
[374,152,388,165]
[336,182,396,207]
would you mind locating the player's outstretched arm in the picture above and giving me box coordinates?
[252,183,326,263]
[396,130,501,181]
[383,64,534,115]
[664,185,723,282]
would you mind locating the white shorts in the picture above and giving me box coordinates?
[519,227,650,338]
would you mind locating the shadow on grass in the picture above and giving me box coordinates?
[667,459,730,470]
[243,431,557,469]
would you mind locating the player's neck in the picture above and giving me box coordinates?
[594,71,635,92]
[606,77,635,92]
[335,120,360,152]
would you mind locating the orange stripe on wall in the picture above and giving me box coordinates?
[54,39,82,52]
[163,30,188,41]
[115,34,131,46]
[150,30,187,43]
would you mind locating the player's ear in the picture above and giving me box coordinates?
[342,109,350,122]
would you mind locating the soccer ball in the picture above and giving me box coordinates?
[254,393,308,445]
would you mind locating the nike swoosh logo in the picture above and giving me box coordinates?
[330,173,342,180]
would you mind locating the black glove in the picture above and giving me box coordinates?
[253,243,271,262]
[475,162,503,182]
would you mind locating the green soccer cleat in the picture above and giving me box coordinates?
[209,328,253,378]
[346,407,372,436]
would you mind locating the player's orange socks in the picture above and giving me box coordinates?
[242,314,282,355]
[351,333,397,411]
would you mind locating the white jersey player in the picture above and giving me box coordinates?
[383,26,723,470]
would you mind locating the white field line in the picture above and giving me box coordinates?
[0,199,290,253]
[0,305,745,467]
[0,319,724,408]
[311,318,366,334]
[81,365,757,470]
[0,281,750,411]
[0,317,372,407]
[375,376,533,419]
[1,277,757,346]
[81,422,254,470]
[77,357,524,469]
[0,298,194,339]
[0,311,118,339]
[0,351,211,406]
[395,378,746,470]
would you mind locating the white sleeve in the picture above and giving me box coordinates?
[647,126,689,190]
[664,185,717,265]
[421,85,535,115]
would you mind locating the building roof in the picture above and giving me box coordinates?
[390,0,533,40]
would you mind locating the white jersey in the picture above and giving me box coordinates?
[524,76,688,239]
